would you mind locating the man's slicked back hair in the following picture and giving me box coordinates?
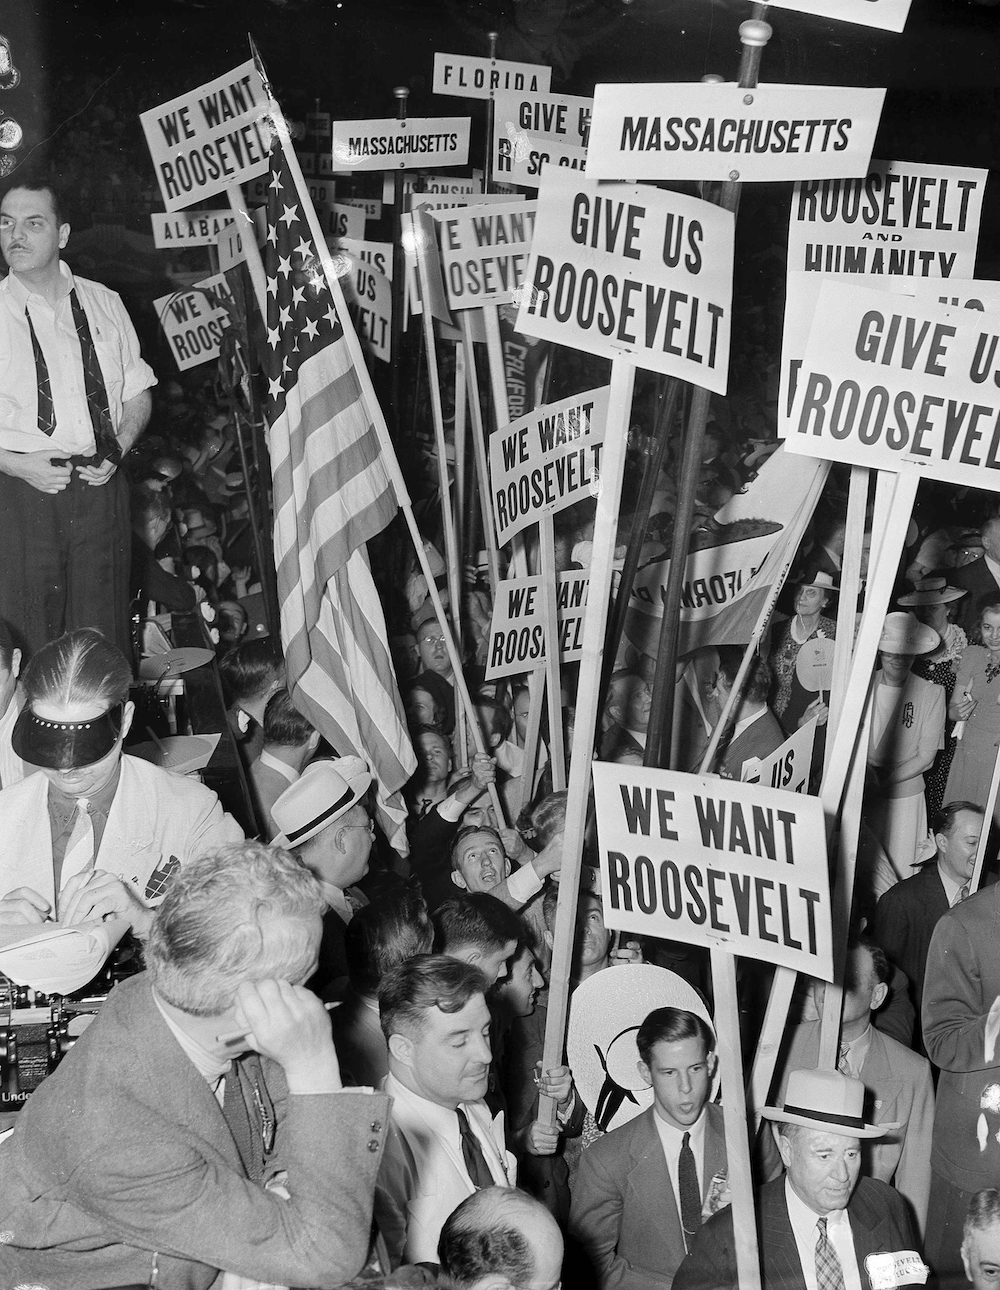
[378,953,488,1042]
[344,888,434,998]
[22,628,132,710]
[433,892,524,957]
[636,1006,715,1069]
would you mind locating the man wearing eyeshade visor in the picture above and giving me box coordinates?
[0,628,243,934]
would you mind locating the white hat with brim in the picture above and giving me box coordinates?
[272,756,372,848]
[761,1068,898,1139]
[878,611,940,655]
[566,963,718,1133]
[897,577,966,607]
[796,571,838,592]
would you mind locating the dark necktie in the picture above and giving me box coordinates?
[457,1107,495,1190]
[28,289,120,461]
[678,1130,702,1251]
[815,1217,847,1290]
[222,1055,270,1184]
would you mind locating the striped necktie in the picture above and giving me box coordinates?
[815,1217,846,1290]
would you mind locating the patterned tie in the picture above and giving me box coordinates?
[69,288,121,463]
[837,1044,852,1077]
[955,881,971,906]
[678,1130,702,1251]
[27,309,55,435]
[457,1108,495,1190]
[816,1217,847,1290]
[222,1055,271,1185]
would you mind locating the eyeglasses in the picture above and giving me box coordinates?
[344,821,376,838]
[419,633,447,646]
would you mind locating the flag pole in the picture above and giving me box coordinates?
[252,41,506,825]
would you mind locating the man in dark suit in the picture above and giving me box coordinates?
[600,669,651,761]
[273,755,375,1002]
[570,1006,728,1290]
[674,1069,925,1290]
[712,647,785,782]
[948,517,1000,637]
[873,800,985,1038]
[0,840,390,1290]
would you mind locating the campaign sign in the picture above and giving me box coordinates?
[515,171,734,393]
[141,60,270,211]
[592,763,832,977]
[490,385,611,546]
[339,237,393,281]
[739,720,817,793]
[484,572,590,680]
[216,220,250,272]
[784,279,1000,494]
[494,133,587,189]
[433,53,552,100]
[404,194,520,316]
[331,117,471,172]
[342,259,391,362]
[154,272,232,371]
[384,173,484,204]
[786,160,987,280]
[339,196,383,221]
[586,82,885,184]
[433,200,537,309]
[151,210,235,248]
[762,0,912,33]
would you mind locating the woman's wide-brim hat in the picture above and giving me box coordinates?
[878,611,940,655]
[761,1067,899,1138]
[566,963,718,1133]
[897,577,966,607]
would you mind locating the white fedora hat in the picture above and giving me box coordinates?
[272,756,372,848]
[761,1068,898,1138]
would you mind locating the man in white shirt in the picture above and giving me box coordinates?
[0,179,156,655]
[674,1069,925,1290]
[570,1006,727,1290]
[375,954,517,1266]
[272,755,375,1001]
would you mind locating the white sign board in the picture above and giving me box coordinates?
[331,117,471,172]
[516,171,734,392]
[343,259,391,363]
[154,272,232,371]
[491,88,591,186]
[586,82,885,183]
[385,173,484,204]
[339,237,393,281]
[484,572,590,679]
[433,200,537,309]
[433,53,552,100]
[784,279,1000,493]
[338,196,383,220]
[739,720,817,793]
[494,133,587,189]
[490,385,611,546]
[141,60,269,211]
[762,0,912,33]
[592,763,832,977]
[150,210,236,248]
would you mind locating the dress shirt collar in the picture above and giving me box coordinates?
[936,861,965,906]
[625,727,647,749]
[46,759,122,825]
[652,1103,707,1163]
[731,704,768,743]
[985,554,1000,589]
[319,879,353,923]
[784,1177,861,1290]
[152,987,231,1087]
[840,1025,872,1079]
[257,748,298,786]
[5,258,74,310]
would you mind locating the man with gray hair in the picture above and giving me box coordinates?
[963,1189,1000,1289]
[0,840,390,1290]
[438,1186,564,1290]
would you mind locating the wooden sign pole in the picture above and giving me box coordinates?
[390,86,409,427]
[539,515,567,790]
[484,32,498,195]
[459,313,502,597]
[515,665,546,819]
[538,356,636,1119]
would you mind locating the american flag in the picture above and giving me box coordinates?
[262,135,416,852]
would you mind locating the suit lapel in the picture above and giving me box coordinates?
[703,1104,727,1200]
[759,1182,808,1290]
[628,1109,684,1255]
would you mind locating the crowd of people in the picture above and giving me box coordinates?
[7,159,1000,1290]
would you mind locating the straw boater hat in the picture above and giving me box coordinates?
[897,577,967,607]
[761,1068,898,1138]
[878,611,940,655]
[566,964,718,1133]
[271,756,372,849]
